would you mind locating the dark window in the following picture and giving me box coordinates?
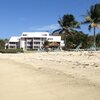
[27,42,33,45]
[42,34,47,36]
[48,38,53,40]
[10,46,15,48]
[23,34,27,36]
[34,46,39,49]
[10,42,16,44]
[34,42,40,44]
[34,38,40,40]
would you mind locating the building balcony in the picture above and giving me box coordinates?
[9,44,17,46]
[26,40,33,42]
[33,44,41,46]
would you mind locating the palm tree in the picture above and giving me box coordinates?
[96,33,100,47]
[52,14,80,50]
[43,40,49,52]
[82,3,100,50]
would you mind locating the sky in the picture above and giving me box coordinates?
[0,0,100,39]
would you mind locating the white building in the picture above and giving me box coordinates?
[7,32,64,50]
[8,36,20,49]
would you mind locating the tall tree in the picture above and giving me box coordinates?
[0,39,7,49]
[64,31,88,49]
[43,40,49,52]
[52,14,80,50]
[96,33,100,47]
[82,3,100,50]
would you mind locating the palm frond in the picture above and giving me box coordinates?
[58,17,63,27]
[59,29,65,34]
[87,10,91,16]
[52,29,62,33]
[81,20,90,24]
[88,24,92,31]
[52,28,65,35]
[74,22,81,29]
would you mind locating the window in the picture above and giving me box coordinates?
[41,38,46,41]
[26,42,32,47]
[27,42,32,45]
[27,46,32,49]
[34,38,40,40]
[48,38,53,40]
[42,34,47,36]
[26,39,32,42]
[23,34,27,36]
[10,46,15,48]
[34,46,39,49]
[34,42,40,44]
[10,42,16,44]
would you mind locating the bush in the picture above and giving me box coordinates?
[0,49,24,53]
[27,49,38,51]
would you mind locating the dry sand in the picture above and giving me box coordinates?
[0,51,100,100]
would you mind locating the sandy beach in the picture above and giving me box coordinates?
[0,51,100,100]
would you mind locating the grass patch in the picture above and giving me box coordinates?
[0,49,24,53]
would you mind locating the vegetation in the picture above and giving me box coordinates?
[0,39,24,53]
[0,49,24,53]
[65,31,88,49]
[96,33,100,47]
[43,40,49,47]
[53,14,80,50]
[43,40,49,52]
[82,3,100,50]
[0,39,8,49]
[52,3,100,50]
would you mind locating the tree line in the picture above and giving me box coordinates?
[0,39,8,49]
[52,3,100,50]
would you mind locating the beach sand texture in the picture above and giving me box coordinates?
[0,51,100,100]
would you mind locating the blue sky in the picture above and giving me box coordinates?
[0,0,100,38]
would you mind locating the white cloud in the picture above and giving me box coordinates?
[29,24,60,32]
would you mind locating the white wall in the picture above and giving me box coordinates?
[47,36,61,42]
[20,39,25,50]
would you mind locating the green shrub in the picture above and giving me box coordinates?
[27,49,38,51]
[0,49,24,53]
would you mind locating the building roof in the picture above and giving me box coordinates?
[49,42,60,47]
[20,32,49,38]
[9,36,20,42]
[8,32,63,45]
[48,36,61,42]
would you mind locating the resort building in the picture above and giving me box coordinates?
[7,32,64,50]
[8,36,20,49]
